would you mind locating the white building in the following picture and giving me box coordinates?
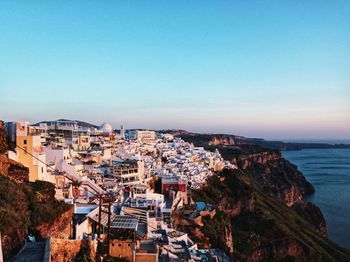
[130,130,156,144]
[99,122,113,134]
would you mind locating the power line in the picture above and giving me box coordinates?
[15,143,160,260]
[15,144,75,181]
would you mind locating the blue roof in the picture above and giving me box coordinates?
[195,202,206,211]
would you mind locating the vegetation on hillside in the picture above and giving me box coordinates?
[191,169,350,261]
[0,174,69,260]
[0,175,69,236]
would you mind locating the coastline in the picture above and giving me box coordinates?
[283,148,350,249]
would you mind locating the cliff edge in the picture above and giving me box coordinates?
[188,169,350,261]
[173,132,350,261]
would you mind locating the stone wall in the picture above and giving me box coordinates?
[37,207,73,239]
[110,239,133,261]
[51,239,84,262]
[136,253,157,262]
[0,154,29,182]
[50,238,96,262]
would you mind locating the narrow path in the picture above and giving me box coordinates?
[14,241,46,262]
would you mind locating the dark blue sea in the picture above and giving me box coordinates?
[283,148,350,249]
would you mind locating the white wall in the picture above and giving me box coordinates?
[75,219,91,240]
[46,147,71,171]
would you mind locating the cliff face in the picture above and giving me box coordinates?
[0,154,29,183]
[232,150,281,169]
[174,132,350,260]
[208,136,235,146]
[174,172,248,256]
[291,201,328,237]
[172,131,350,151]
[230,149,328,237]
[179,210,234,255]
[0,121,7,154]
[36,207,73,239]
[178,132,315,206]
[191,169,350,261]
[232,150,315,206]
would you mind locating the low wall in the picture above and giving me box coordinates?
[43,237,51,262]
[51,239,84,262]
[37,207,73,239]
[51,238,97,262]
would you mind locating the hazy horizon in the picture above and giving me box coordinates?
[2,117,350,142]
[1,1,349,140]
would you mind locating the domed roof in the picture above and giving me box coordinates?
[99,122,113,133]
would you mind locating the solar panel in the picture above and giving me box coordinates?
[111,215,138,229]
[88,207,138,230]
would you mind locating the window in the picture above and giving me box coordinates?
[41,167,44,173]
[24,139,27,145]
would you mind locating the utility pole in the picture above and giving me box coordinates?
[98,194,102,239]
[133,229,136,262]
[106,201,111,262]
[0,232,3,262]
[91,192,117,261]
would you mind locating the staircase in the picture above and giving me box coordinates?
[14,239,50,262]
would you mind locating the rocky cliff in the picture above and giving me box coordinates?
[177,133,315,206]
[0,154,29,183]
[173,132,350,261]
[0,121,7,154]
[208,136,235,146]
[171,131,350,151]
[190,169,350,261]
[36,207,73,239]
[232,150,315,206]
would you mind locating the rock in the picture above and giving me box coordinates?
[0,120,7,154]
[189,169,350,261]
[232,150,315,206]
[36,207,73,239]
[0,154,29,183]
[209,136,235,146]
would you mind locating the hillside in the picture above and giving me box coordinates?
[171,131,350,261]
[174,132,317,206]
[0,121,71,260]
[34,119,99,129]
[188,169,350,261]
[164,130,350,151]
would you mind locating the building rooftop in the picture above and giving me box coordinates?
[138,240,157,253]
[87,206,138,230]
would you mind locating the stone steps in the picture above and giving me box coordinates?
[14,241,46,262]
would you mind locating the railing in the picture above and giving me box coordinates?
[43,237,51,262]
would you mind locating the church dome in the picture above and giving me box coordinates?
[99,122,113,133]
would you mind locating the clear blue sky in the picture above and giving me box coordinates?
[0,1,349,139]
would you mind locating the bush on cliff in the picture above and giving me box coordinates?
[0,174,69,232]
[0,175,30,235]
[0,173,70,259]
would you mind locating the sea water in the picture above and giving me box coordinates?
[283,148,350,249]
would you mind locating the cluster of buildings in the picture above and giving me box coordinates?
[4,119,235,262]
